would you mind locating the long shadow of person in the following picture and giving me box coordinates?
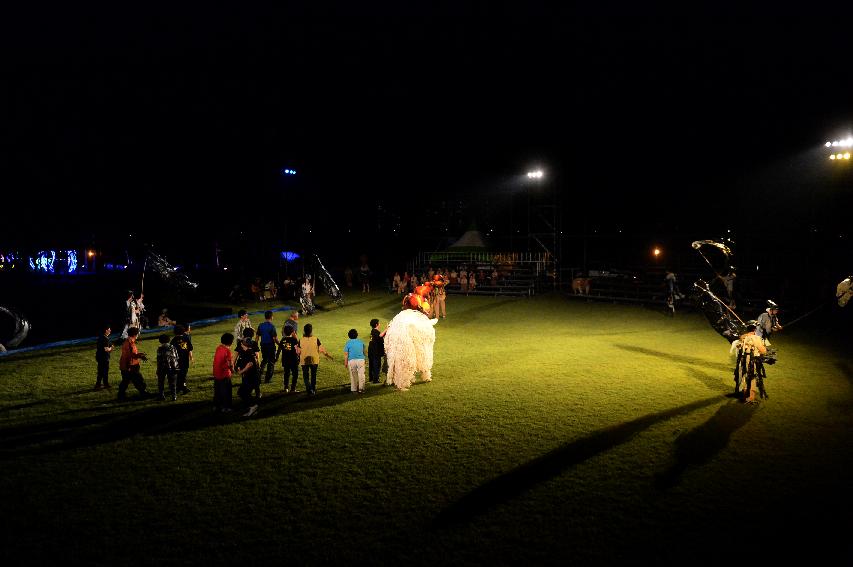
[653,400,758,490]
[433,395,723,528]
[0,385,393,459]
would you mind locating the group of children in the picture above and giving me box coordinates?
[95,323,194,401]
[211,310,387,415]
[96,308,389,417]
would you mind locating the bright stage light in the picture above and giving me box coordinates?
[846,153,851,160]
[527,170,544,179]
[838,153,844,159]
[826,141,833,147]
[830,154,836,160]
[653,248,661,257]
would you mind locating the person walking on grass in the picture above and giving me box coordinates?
[283,311,299,338]
[155,334,179,401]
[257,310,278,384]
[299,323,332,396]
[117,327,149,401]
[368,318,385,384]
[343,328,367,393]
[277,325,300,393]
[235,331,260,417]
[213,333,234,413]
[94,325,114,390]
[170,324,193,394]
[233,309,254,346]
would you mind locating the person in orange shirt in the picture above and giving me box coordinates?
[117,327,149,401]
[213,333,235,412]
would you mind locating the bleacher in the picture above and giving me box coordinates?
[405,251,550,298]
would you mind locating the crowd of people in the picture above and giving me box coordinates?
[391,265,510,295]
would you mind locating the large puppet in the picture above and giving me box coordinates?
[691,240,775,400]
[838,276,853,307]
[0,306,30,352]
[384,283,438,390]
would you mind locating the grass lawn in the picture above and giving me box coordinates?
[1,292,851,565]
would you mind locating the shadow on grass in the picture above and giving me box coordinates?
[615,344,732,373]
[654,399,758,489]
[680,365,730,392]
[449,299,517,325]
[433,395,723,527]
[0,383,394,459]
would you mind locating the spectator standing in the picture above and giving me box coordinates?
[359,261,371,293]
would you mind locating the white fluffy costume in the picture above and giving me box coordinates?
[384,308,438,390]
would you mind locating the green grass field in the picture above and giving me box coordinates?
[1,293,851,565]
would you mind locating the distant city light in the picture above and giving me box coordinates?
[653,248,661,257]
[280,168,297,176]
[527,170,544,179]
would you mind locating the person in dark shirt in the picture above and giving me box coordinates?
[257,310,278,384]
[276,326,300,393]
[236,332,260,417]
[95,325,114,389]
[156,334,180,401]
[170,324,194,394]
[367,318,385,384]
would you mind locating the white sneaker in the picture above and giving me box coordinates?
[243,405,258,417]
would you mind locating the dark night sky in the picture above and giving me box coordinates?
[2,3,852,256]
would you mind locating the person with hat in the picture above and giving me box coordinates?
[755,301,782,345]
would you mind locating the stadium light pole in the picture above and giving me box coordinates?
[525,170,544,253]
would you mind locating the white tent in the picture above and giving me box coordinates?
[448,230,487,249]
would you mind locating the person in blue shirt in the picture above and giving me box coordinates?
[257,310,279,384]
[343,328,367,393]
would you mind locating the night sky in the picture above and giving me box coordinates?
[3,4,852,258]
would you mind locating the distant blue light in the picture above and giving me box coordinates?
[280,168,296,176]
[280,251,300,262]
[67,250,78,273]
[29,250,57,273]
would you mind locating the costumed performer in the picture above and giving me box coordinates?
[384,284,438,391]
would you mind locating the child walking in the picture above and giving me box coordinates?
[170,324,194,394]
[117,327,149,401]
[156,334,180,401]
[343,329,367,393]
[213,333,234,412]
[235,330,260,417]
[299,323,332,396]
[368,318,385,384]
[94,325,114,390]
[277,325,300,393]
